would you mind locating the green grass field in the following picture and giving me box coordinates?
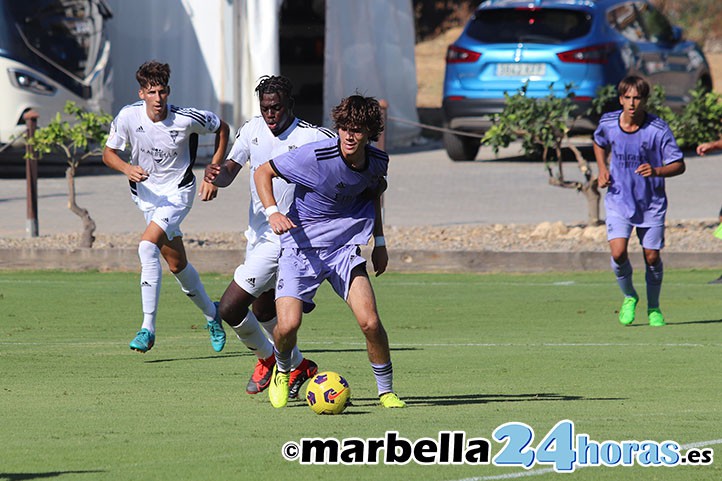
[1,269,721,481]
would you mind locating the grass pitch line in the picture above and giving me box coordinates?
[449,438,722,481]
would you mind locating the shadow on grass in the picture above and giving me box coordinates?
[351,392,625,407]
[0,471,105,480]
[626,318,722,327]
[144,347,420,363]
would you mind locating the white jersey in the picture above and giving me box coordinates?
[227,116,335,246]
[106,101,221,210]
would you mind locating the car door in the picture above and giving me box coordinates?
[636,2,698,107]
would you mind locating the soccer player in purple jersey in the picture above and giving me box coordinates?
[254,94,405,409]
[594,76,685,327]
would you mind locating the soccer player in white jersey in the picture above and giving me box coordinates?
[594,76,685,327]
[255,94,405,409]
[102,61,230,353]
[204,75,334,397]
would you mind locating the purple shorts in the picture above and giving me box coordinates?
[606,216,665,250]
[276,244,367,313]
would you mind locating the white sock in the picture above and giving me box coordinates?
[230,310,274,359]
[261,316,303,369]
[173,263,216,320]
[138,240,161,333]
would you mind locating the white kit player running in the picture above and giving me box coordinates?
[204,75,334,397]
[103,61,230,353]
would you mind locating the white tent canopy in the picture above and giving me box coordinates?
[106,0,419,148]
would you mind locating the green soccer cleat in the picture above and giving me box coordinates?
[269,365,290,408]
[648,308,666,327]
[618,296,638,326]
[379,392,406,408]
[129,328,155,353]
[206,302,226,352]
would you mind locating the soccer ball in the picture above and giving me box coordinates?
[305,371,351,415]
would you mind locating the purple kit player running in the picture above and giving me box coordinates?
[254,94,405,409]
[594,76,686,327]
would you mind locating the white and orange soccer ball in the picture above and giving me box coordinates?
[305,371,351,415]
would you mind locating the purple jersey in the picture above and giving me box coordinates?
[269,137,388,248]
[594,110,683,226]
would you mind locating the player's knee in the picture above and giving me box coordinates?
[138,240,160,264]
[358,316,384,337]
[644,250,660,266]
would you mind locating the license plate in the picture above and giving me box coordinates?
[496,63,546,77]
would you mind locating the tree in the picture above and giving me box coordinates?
[26,101,112,248]
[482,84,601,225]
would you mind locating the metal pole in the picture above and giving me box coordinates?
[377,99,388,226]
[24,110,40,237]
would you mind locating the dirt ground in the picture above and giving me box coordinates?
[414,27,722,108]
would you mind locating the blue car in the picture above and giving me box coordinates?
[442,0,712,160]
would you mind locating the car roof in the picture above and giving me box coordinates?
[476,0,639,10]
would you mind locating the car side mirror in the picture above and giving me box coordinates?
[671,26,683,43]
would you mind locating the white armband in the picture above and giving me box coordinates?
[374,236,386,247]
[264,205,279,217]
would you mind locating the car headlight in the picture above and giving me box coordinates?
[8,69,57,95]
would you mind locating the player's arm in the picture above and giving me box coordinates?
[102,146,148,182]
[199,119,230,201]
[593,142,611,188]
[254,161,296,234]
[204,159,242,188]
[371,195,388,277]
[636,159,686,178]
[696,138,722,156]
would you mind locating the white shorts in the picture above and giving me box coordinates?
[136,187,194,241]
[233,238,281,297]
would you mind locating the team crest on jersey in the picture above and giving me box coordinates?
[252,137,259,145]
[169,130,180,143]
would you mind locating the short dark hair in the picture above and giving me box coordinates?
[331,94,384,142]
[136,61,170,89]
[255,75,293,103]
[618,76,650,99]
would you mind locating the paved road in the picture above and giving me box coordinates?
[1,140,720,238]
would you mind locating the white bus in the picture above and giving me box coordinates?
[0,0,112,147]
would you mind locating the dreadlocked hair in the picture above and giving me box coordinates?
[255,75,294,100]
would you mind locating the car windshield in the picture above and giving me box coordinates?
[4,0,111,79]
[466,8,592,44]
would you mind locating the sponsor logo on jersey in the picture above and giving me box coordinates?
[252,137,259,145]
[245,277,256,288]
[136,126,145,133]
[335,182,346,190]
[141,281,152,287]
[288,145,298,151]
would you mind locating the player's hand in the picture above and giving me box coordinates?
[126,165,149,182]
[268,212,296,235]
[697,142,714,156]
[635,163,655,177]
[372,245,388,276]
[199,180,218,201]
[597,169,610,188]
[204,164,221,184]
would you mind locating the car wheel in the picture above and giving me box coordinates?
[443,130,480,161]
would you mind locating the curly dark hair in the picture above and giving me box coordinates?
[255,75,294,104]
[331,95,384,142]
[136,61,170,89]
[618,75,650,99]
